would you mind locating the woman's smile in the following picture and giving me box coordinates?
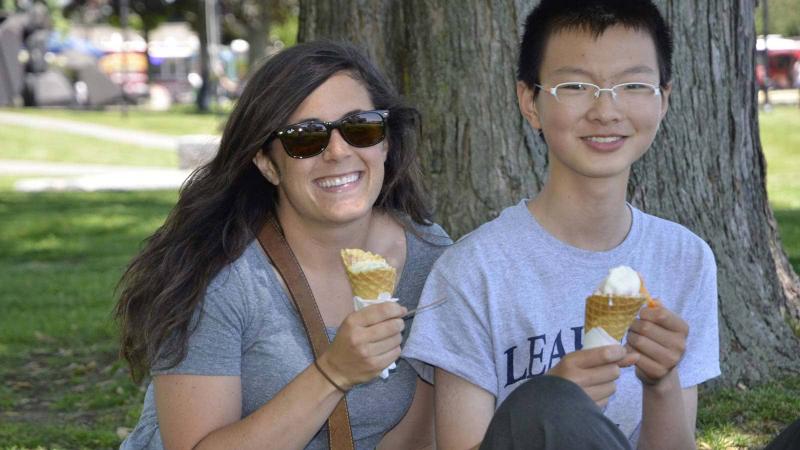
[314,171,363,192]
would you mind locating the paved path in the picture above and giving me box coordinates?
[1,159,191,192]
[0,111,220,191]
[0,111,178,150]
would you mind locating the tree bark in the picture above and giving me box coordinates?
[298,0,800,386]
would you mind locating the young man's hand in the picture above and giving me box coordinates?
[626,305,689,386]
[547,345,639,407]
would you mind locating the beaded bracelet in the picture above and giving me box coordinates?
[314,359,349,393]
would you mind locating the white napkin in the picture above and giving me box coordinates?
[353,292,398,379]
[583,327,620,349]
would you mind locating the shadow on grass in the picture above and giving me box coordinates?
[0,191,178,262]
[697,376,800,449]
[774,208,800,274]
[0,191,171,448]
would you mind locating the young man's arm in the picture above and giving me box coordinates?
[435,368,495,450]
[628,307,697,450]
[638,370,698,450]
[435,347,638,450]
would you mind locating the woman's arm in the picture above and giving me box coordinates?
[156,362,343,450]
[156,301,407,450]
[378,379,435,450]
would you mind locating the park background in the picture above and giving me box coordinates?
[1,0,800,449]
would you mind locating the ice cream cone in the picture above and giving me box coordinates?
[340,248,396,300]
[584,294,645,342]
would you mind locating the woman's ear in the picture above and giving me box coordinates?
[253,151,280,186]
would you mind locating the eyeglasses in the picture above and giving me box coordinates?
[534,82,661,109]
[266,109,389,159]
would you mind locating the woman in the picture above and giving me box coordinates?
[117,41,450,449]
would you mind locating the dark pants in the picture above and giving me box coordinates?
[764,417,800,450]
[480,375,632,450]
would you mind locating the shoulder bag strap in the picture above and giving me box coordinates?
[256,215,355,450]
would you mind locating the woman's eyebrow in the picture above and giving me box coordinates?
[290,109,365,124]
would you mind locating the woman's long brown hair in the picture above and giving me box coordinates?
[115,41,432,383]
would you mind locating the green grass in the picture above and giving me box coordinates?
[0,191,175,449]
[762,107,800,211]
[0,125,178,167]
[0,107,798,448]
[696,377,800,449]
[762,106,800,275]
[775,209,800,274]
[1,106,227,136]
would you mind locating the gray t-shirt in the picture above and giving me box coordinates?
[122,221,451,450]
[403,200,720,445]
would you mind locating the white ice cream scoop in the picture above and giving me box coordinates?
[595,265,641,297]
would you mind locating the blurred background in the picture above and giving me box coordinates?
[0,0,798,449]
[0,0,298,112]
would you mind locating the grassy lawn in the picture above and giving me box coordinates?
[0,191,176,449]
[762,107,800,211]
[0,106,227,137]
[0,107,797,449]
[762,107,800,274]
[0,125,177,167]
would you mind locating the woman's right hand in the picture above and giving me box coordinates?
[316,301,407,390]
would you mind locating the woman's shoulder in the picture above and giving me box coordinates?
[403,218,453,247]
[206,239,276,298]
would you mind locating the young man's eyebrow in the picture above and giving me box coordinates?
[615,65,657,77]
[549,66,594,77]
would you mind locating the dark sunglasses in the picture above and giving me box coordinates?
[266,109,389,159]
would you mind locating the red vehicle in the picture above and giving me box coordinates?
[757,35,800,89]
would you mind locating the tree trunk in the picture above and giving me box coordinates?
[196,1,211,112]
[298,0,800,386]
[244,2,272,66]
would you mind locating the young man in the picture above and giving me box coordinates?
[402,1,720,449]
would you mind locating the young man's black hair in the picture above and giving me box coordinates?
[517,0,674,91]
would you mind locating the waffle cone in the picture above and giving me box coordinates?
[584,295,645,342]
[340,249,396,300]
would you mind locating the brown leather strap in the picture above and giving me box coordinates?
[257,216,355,450]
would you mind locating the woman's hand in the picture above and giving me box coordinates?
[316,301,407,390]
[626,305,689,386]
[547,345,639,407]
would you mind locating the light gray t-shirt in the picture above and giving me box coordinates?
[403,200,720,444]
[122,221,451,450]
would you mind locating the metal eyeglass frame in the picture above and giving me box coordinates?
[534,82,662,104]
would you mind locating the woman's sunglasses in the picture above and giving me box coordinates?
[266,109,389,159]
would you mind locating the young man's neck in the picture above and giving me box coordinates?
[529,170,632,252]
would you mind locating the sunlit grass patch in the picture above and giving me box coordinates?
[0,125,178,167]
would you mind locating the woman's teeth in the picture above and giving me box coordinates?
[586,136,622,143]
[318,173,359,188]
